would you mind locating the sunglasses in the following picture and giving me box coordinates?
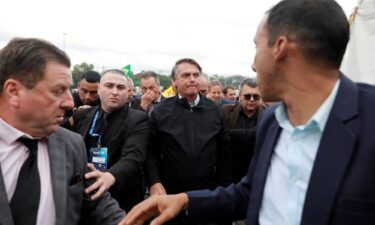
[243,93,260,101]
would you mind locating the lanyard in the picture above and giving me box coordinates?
[88,110,103,147]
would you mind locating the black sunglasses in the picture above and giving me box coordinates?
[243,93,260,101]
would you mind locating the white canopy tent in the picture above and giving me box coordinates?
[341,0,375,84]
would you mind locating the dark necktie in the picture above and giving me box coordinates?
[10,137,40,225]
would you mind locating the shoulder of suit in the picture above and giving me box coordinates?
[222,103,237,111]
[74,105,97,116]
[128,106,148,119]
[54,126,83,142]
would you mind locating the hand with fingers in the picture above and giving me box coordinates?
[85,163,116,200]
[118,193,189,225]
[140,90,157,111]
[149,182,167,196]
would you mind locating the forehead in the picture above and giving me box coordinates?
[141,77,157,86]
[254,16,269,42]
[210,85,222,92]
[241,85,259,94]
[100,72,127,85]
[176,62,200,75]
[43,61,71,82]
[80,79,98,89]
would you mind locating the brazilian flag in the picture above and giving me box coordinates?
[122,64,132,77]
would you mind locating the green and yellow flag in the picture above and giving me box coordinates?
[122,64,132,77]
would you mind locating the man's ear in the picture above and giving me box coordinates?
[4,79,22,107]
[273,36,288,61]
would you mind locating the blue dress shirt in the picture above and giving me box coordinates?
[259,79,340,225]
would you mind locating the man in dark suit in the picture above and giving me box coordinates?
[61,71,101,126]
[131,71,164,116]
[118,1,375,225]
[64,69,149,212]
[222,78,264,183]
[0,38,124,225]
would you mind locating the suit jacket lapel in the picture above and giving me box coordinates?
[0,166,14,225]
[301,75,359,225]
[101,106,127,147]
[248,119,282,224]
[48,131,67,225]
[229,104,241,128]
[78,107,98,139]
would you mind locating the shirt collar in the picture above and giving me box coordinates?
[178,93,200,107]
[275,78,341,131]
[0,118,35,144]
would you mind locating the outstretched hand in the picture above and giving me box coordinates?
[118,193,189,225]
[85,163,116,200]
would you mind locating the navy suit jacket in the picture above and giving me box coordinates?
[188,74,375,225]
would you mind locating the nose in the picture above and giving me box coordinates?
[251,60,256,72]
[189,74,198,82]
[83,92,91,99]
[111,87,119,95]
[62,91,74,110]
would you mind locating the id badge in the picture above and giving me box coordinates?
[90,147,108,171]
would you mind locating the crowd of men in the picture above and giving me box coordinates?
[1,0,375,225]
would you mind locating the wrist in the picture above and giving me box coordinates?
[104,172,116,186]
[178,193,189,210]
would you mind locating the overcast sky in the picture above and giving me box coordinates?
[0,0,356,76]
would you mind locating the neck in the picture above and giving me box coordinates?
[283,70,339,126]
[244,109,256,118]
[183,94,198,103]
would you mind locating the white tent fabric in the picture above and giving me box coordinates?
[341,0,375,84]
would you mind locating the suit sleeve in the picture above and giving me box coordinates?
[187,172,251,222]
[108,112,149,190]
[216,113,233,186]
[64,130,125,224]
[144,111,162,186]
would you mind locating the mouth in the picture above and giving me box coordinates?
[109,98,119,102]
[56,116,64,123]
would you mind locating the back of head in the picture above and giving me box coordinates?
[267,0,349,68]
[80,71,100,83]
[0,37,71,93]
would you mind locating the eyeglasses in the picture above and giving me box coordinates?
[243,93,260,101]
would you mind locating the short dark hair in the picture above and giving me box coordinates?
[223,85,235,95]
[138,71,160,85]
[266,0,349,68]
[239,78,257,95]
[80,71,100,83]
[101,69,125,78]
[171,58,202,81]
[0,37,71,93]
[100,69,128,87]
[209,80,223,90]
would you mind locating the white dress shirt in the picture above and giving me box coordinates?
[0,118,56,225]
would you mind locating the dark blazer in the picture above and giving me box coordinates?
[0,127,124,225]
[146,95,232,194]
[130,95,165,114]
[222,104,264,183]
[65,105,149,211]
[187,74,375,225]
